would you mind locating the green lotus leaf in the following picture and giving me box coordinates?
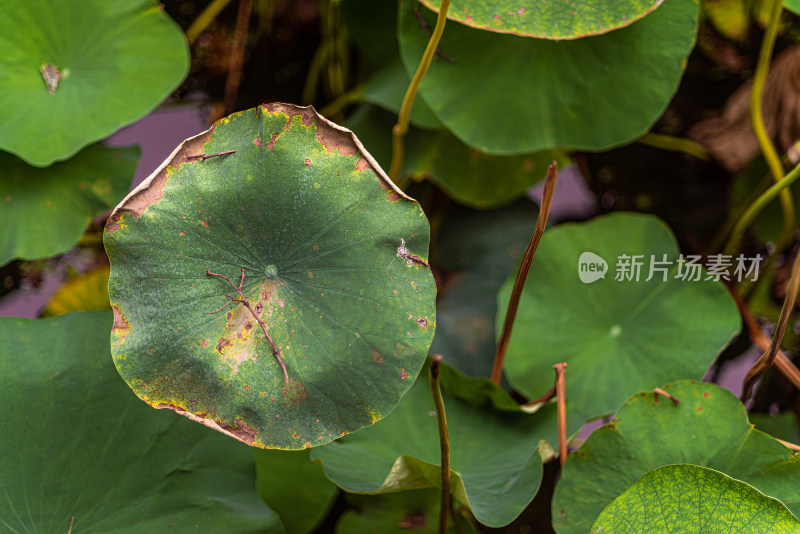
[346,104,562,209]
[0,0,189,166]
[312,359,580,527]
[254,448,338,534]
[418,0,667,40]
[430,200,540,377]
[0,144,138,266]
[338,489,477,533]
[104,103,436,450]
[553,380,800,533]
[593,464,800,533]
[0,311,281,533]
[499,212,740,417]
[786,0,800,16]
[398,0,699,154]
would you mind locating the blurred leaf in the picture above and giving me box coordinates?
[347,104,563,208]
[750,412,800,444]
[254,449,338,534]
[500,212,740,418]
[398,0,699,154]
[703,0,750,41]
[43,265,111,316]
[0,0,189,166]
[104,103,436,450]
[553,380,800,533]
[430,200,540,377]
[312,359,581,527]
[0,143,138,266]
[0,311,281,533]
[338,489,477,533]
[419,0,667,39]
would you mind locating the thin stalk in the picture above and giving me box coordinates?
[388,0,450,181]
[490,162,559,384]
[318,82,365,118]
[637,132,711,161]
[222,0,253,115]
[741,249,800,402]
[751,0,794,246]
[186,0,235,43]
[722,162,800,258]
[553,363,568,468]
[429,355,450,534]
[730,283,800,393]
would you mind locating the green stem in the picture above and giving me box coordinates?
[429,355,450,534]
[318,83,365,118]
[637,132,711,161]
[186,0,235,43]
[388,0,450,181]
[751,0,794,246]
[491,162,559,385]
[722,162,800,258]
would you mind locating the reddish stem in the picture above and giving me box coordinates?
[206,268,289,383]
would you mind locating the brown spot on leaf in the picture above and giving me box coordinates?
[111,304,132,345]
[201,220,209,228]
[400,368,409,380]
[356,157,370,171]
[282,379,308,408]
[201,338,208,348]
[397,238,429,267]
[264,132,280,150]
[217,337,232,354]
[254,135,262,147]
[372,350,384,364]
[304,158,312,166]
[416,317,428,328]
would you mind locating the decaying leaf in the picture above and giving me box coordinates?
[690,45,800,172]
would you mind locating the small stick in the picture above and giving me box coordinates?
[653,387,680,405]
[188,150,236,161]
[524,384,556,406]
[68,517,74,534]
[741,250,800,402]
[553,362,568,468]
[491,162,559,384]
[728,284,800,392]
[414,8,456,63]
[429,355,450,534]
[206,268,289,383]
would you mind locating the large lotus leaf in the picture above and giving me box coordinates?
[593,464,800,533]
[254,448,338,534]
[499,212,740,417]
[552,380,800,533]
[0,311,281,533]
[104,103,436,450]
[0,0,189,166]
[430,200,540,377]
[311,360,580,527]
[398,0,699,154]
[338,489,477,533]
[418,0,667,40]
[346,104,562,208]
[0,144,138,266]
[786,0,800,16]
